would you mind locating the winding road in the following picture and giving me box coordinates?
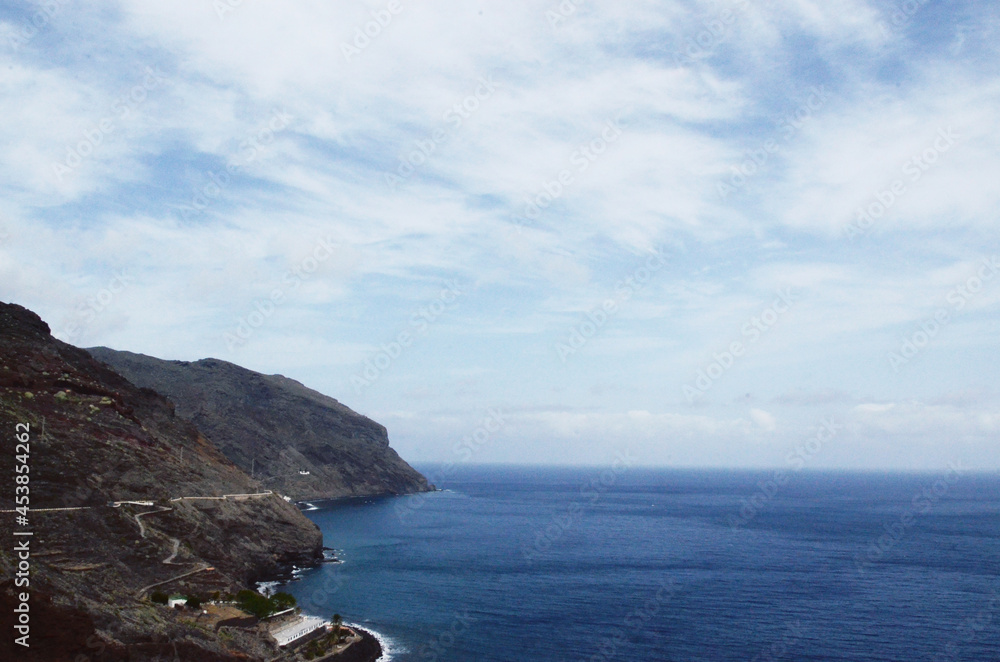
[129,491,277,598]
[5,491,278,599]
[130,505,208,598]
[133,505,173,539]
[135,563,212,600]
[163,538,181,565]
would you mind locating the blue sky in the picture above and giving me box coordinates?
[1,0,998,469]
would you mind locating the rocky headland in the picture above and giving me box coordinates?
[87,347,431,501]
[1,302,408,661]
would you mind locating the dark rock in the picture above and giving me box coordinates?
[87,347,431,500]
[332,627,383,662]
[0,301,322,660]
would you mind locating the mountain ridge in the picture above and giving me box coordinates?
[87,347,432,501]
[0,300,327,661]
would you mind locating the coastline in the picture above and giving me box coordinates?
[279,622,385,662]
[335,626,385,662]
[256,493,418,660]
[293,487,439,512]
[253,500,398,661]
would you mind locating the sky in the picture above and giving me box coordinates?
[1,0,998,470]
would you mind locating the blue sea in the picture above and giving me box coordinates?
[274,465,1000,661]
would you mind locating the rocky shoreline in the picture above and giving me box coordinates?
[331,627,383,662]
[293,626,382,662]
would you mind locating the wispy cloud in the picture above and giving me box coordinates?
[1,0,997,468]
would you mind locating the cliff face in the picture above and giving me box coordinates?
[87,348,431,500]
[0,302,323,661]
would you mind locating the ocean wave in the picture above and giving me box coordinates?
[255,580,280,596]
[347,621,406,661]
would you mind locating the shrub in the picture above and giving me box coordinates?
[236,590,273,619]
[150,591,168,605]
[235,589,296,618]
[271,592,296,611]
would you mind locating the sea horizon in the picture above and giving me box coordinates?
[5,2,999,659]
[278,464,1000,661]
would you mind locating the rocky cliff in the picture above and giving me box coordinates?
[0,302,324,661]
[86,348,431,500]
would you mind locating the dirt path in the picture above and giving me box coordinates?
[131,505,214,598]
[135,563,211,599]
[23,496,274,601]
[134,506,172,539]
[134,507,190,565]
[163,538,181,565]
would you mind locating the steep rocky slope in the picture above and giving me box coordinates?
[0,302,324,661]
[87,348,431,500]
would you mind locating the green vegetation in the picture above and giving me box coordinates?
[272,592,296,611]
[302,618,347,660]
[235,590,297,619]
[332,613,342,644]
[185,595,202,609]
[150,591,168,605]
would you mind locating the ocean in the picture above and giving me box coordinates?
[273,465,1000,661]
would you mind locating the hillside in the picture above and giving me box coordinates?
[0,302,324,661]
[87,348,431,500]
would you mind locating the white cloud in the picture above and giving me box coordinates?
[750,407,777,431]
[768,71,1000,237]
[852,400,1000,437]
[3,0,999,468]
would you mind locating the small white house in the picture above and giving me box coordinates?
[167,595,187,609]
